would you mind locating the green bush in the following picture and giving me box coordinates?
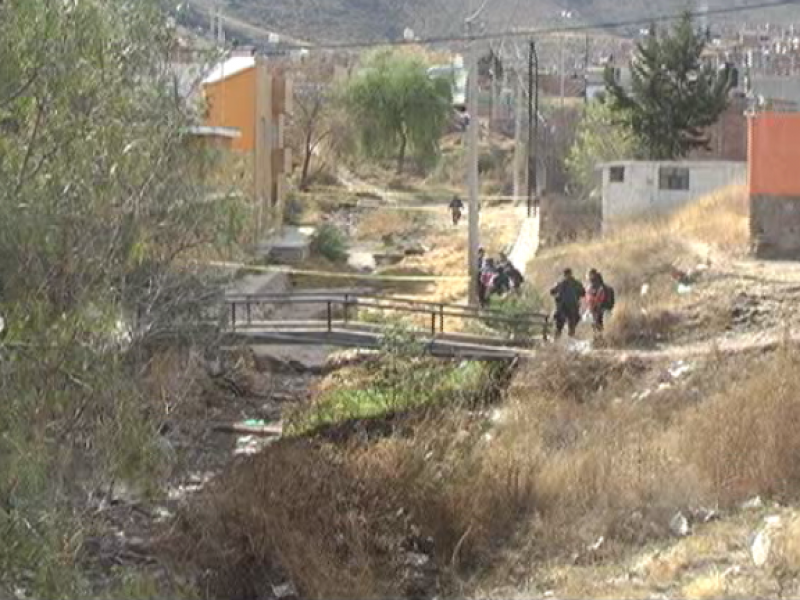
[483,288,546,339]
[311,222,348,262]
[286,324,495,433]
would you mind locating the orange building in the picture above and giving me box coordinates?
[202,54,292,238]
[749,112,800,258]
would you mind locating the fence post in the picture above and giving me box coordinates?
[439,304,444,333]
[327,300,333,333]
[431,310,436,336]
[231,302,237,332]
[344,294,349,324]
[543,316,549,341]
[246,300,252,325]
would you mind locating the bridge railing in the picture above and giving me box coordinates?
[224,291,550,344]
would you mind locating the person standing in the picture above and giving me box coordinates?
[479,257,497,307]
[586,268,613,335]
[550,268,585,339]
[476,247,486,305]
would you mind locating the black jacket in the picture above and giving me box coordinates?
[550,277,586,312]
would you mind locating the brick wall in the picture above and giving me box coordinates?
[691,98,748,162]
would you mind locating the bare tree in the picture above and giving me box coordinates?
[289,59,341,190]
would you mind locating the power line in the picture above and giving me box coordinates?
[259,0,800,52]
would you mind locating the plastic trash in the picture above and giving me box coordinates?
[669,512,690,537]
[677,283,692,295]
[243,419,266,428]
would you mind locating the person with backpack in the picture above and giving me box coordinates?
[497,252,525,293]
[586,268,614,334]
[479,258,497,307]
[507,262,525,292]
[493,263,511,296]
[550,268,585,339]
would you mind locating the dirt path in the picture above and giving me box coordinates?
[596,240,800,361]
[600,326,795,361]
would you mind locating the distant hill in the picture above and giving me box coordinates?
[180,0,800,47]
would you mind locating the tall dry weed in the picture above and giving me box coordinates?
[605,299,681,348]
[172,414,538,599]
[670,185,749,252]
[680,345,800,505]
[171,440,397,599]
[173,346,800,598]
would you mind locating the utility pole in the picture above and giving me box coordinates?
[490,49,500,127]
[513,76,523,205]
[559,34,566,109]
[527,40,540,217]
[215,2,225,46]
[583,34,590,104]
[465,11,484,306]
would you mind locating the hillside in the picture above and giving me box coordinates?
[182,0,800,46]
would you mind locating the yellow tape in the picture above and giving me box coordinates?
[201,260,470,282]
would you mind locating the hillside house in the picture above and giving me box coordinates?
[202,54,292,239]
[600,160,746,233]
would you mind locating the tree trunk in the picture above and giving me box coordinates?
[397,129,407,175]
[300,130,314,191]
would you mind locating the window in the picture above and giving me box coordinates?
[609,166,625,183]
[659,166,690,191]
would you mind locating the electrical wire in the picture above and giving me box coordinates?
[256,0,800,52]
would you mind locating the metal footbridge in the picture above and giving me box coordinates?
[221,292,550,361]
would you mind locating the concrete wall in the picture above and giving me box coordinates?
[602,161,746,232]
[749,113,800,258]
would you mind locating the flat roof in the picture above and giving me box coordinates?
[203,56,256,85]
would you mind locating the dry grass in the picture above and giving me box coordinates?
[171,413,536,599]
[528,221,690,301]
[604,299,681,348]
[681,571,727,599]
[478,344,800,591]
[171,343,800,598]
[680,346,800,505]
[528,185,750,347]
[354,208,431,242]
[769,514,800,594]
[669,185,749,253]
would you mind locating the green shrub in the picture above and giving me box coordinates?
[286,324,495,434]
[483,288,546,339]
[311,222,348,262]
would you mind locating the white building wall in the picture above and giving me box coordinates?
[601,161,747,233]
